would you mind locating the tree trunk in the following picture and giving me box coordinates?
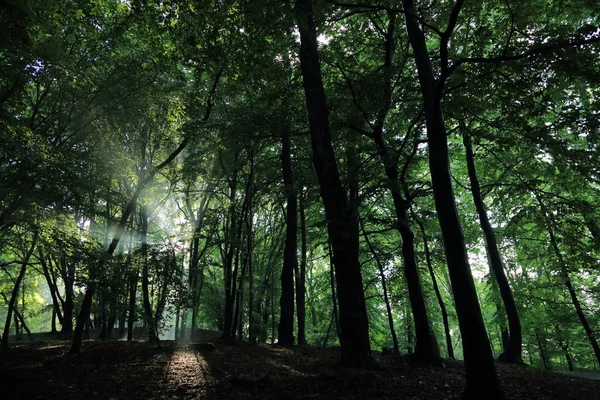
[1,233,37,349]
[535,328,551,370]
[414,216,455,359]
[401,1,503,397]
[327,240,340,342]
[140,204,158,344]
[60,256,75,336]
[278,130,297,346]
[127,269,138,342]
[39,251,65,331]
[367,10,440,363]
[295,189,308,345]
[187,191,212,340]
[555,324,574,371]
[405,303,414,354]
[463,133,522,363]
[359,216,399,354]
[0,292,33,341]
[222,151,241,341]
[296,0,373,367]
[51,308,57,334]
[231,248,247,339]
[541,200,600,367]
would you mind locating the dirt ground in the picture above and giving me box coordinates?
[1,340,599,399]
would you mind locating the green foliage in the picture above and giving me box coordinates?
[1,0,599,372]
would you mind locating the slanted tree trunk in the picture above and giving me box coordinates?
[463,133,522,363]
[555,324,574,371]
[401,1,503,397]
[278,130,297,346]
[39,250,65,332]
[414,216,455,359]
[296,0,374,368]
[1,292,33,341]
[1,233,37,349]
[538,197,600,367]
[535,328,551,370]
[360,216,399,354]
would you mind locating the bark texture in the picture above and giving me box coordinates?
[295,0,373,367]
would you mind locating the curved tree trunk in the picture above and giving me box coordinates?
[463,133,522,363]
[295,0,373,368]
[401,1,504,397]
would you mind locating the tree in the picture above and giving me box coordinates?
[401,0,504,397]
[278,128,297,346]
[295,0,374,368]
[463,132,522,363]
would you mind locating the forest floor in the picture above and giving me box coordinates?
[1,338,599,400]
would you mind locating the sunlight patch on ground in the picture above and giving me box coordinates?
[263,356,311,378]
[164,347,210,398]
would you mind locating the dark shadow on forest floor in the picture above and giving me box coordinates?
[1,340,599,399]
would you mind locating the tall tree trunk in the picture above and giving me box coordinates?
[127,269,138,341]
[1,233,37,349]
[401,1,503,397]
[189,235,200,340]
[463,133,522,363]
[222,151,241,341]
[327,240,340,341]
[535,328,551,370]
[540,198,600,367]
[295,189,308,345]
[0,292,33,341]
[414,216,455,359]
[125,217,137,340]
[405,303,414,354]
[60,257,75,336]
[51,309,57,334]
[555,324,574,371]
[247,214,255,344]
[187,191,212,340]
[39,250,65,330]
[359,216,399,354]
[140,204,158,344]
[295,0,373,367]
[366,10,440,364]
[232,248,247,339]
[278,130,297,346]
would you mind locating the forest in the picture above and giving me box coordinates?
[1,0,599,399]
